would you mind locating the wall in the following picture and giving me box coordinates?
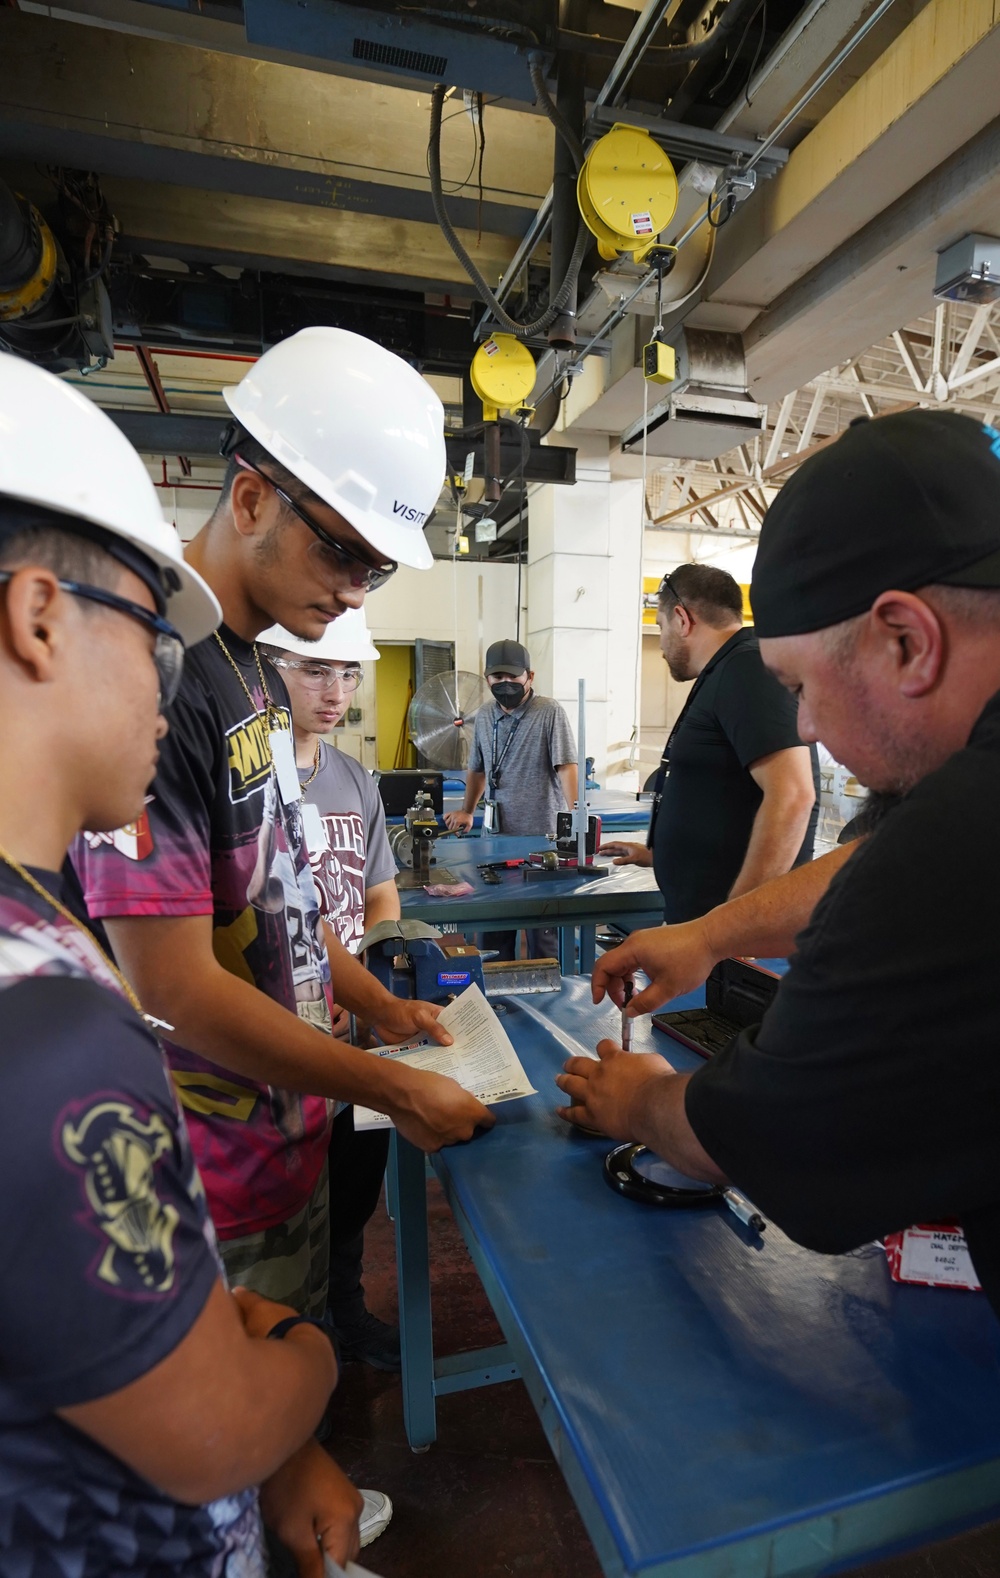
[362,559,521,679]
[527,438,645,792]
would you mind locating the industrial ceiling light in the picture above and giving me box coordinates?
[933,234,1000,304]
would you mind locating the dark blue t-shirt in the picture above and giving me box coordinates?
[0,864,265,1576]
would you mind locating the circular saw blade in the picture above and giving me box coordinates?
[408,670,491,769]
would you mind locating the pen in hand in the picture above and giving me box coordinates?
[621,977,634,1052]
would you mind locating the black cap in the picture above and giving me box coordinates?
[751,411,1000,638]
[485,638,531,675]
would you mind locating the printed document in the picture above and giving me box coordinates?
[354,982,536,1130]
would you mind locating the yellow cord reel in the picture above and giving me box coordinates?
[578,125,678,263]
[470,333,536,421]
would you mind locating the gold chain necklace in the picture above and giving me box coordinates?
[213,630,280,730]
[300,741,321,789]
[0,845,145,1018]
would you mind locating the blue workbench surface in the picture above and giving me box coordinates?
[422,979,1000,1576]
[397,832,662,934]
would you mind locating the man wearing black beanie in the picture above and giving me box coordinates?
[557,409,1000,1318]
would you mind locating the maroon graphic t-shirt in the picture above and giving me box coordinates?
[73,628,333,1239]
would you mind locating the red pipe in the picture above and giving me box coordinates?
[115,342,258,364]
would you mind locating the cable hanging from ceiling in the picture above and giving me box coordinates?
[427,54,591,341]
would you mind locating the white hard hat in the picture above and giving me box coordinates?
[259,606,380,663]
[222,327,445,572]
[0,353,219,646]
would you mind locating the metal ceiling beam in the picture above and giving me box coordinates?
[102,409,577,486]
[0,117,536,240]
[0,9,547,281]
[586,106,789,180]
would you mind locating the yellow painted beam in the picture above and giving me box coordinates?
[0,9,551,205]
[100,177,519,288]
[770,0,1000,236]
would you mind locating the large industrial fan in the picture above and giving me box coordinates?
[407,670,490,770]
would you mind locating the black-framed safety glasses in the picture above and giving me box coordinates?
[0,571,185,706]
[235,455,397,592]
[657,573,689,617]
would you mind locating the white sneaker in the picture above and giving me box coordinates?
[359,1488,393,1548]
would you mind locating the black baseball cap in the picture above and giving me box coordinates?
[485,639,531,675]
[751,411,1000,638]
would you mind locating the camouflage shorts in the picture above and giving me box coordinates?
[220,1160,329,1318]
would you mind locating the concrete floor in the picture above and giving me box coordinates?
[329,1179,1000,1578]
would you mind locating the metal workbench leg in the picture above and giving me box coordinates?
[390,1132,437,1450]
[579,923,597,975]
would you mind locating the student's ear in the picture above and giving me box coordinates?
[229,467,272,540]
[1,566,64,681]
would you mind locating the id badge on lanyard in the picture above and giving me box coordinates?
[483,799,500,834]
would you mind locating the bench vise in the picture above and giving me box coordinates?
[360,920,485,1005]
[359,919,560,1006]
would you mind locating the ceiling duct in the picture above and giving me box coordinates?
[242,0,556,101]
[620,328,765,460]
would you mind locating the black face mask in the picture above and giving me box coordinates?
[491,679,527,709]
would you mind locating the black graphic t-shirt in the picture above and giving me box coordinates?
[73,627,332,1239]
[0,863,265,1576]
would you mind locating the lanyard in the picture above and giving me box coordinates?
[645,631,749,849]
[490,696,532,786]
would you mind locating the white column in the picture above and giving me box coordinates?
[527,436,644,791]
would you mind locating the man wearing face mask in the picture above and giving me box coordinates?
[444,639,577,959]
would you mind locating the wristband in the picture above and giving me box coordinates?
[267,1314,335,1352]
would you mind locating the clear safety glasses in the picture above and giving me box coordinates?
[268,654,363,694]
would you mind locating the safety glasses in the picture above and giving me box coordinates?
[235,456,397,591]
[268,655,363,693]
[0,571,185,706]
[657,573,689,617]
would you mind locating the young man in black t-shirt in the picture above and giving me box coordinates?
[0,354,363,1575]
[560,411,1000,1317]
[601,564,818,922]
[74,328,493,1325]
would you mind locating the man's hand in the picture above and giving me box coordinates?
[599,840,653,868]
[331,1003,351,1041]
[372,995,453,1048]
[230,1285,299,1340]
[591,921,717,1016]
[258,1440,362,1578]
[555,1041,675,1140]
[385,1066,495,1151]
[443,809,474,833]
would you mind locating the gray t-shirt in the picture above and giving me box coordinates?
[469,692,576,836]
[299,741,396,952]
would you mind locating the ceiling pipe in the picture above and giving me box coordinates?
[665,0,767,121]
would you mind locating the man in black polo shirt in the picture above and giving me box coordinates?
[602,564,818,922]
[557,410,1000,1316]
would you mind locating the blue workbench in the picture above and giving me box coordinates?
[390,977,1000,1577]
[396,833,663,971]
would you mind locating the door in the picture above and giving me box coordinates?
[413,639,457,769]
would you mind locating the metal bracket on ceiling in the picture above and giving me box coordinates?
[585,106,789,181]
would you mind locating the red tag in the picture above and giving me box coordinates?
[884,1222,981,1291]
